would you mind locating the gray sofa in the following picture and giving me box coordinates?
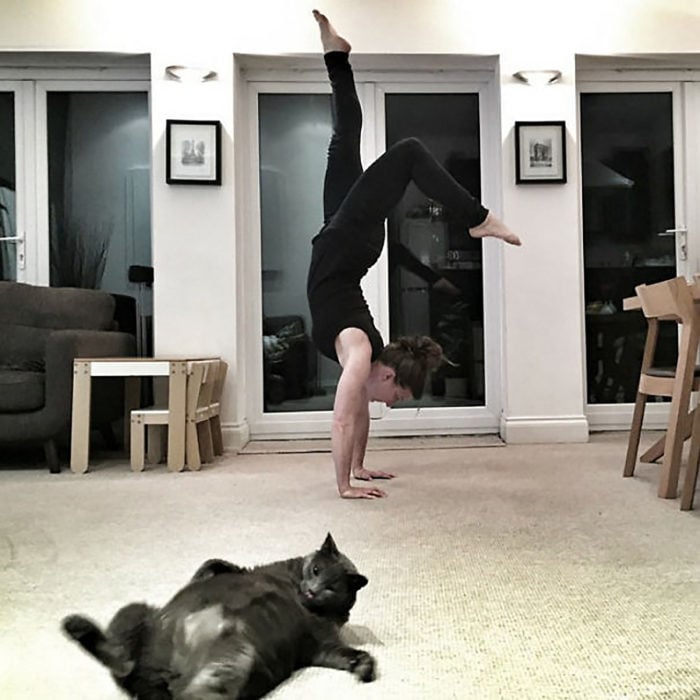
[0,281,135,472]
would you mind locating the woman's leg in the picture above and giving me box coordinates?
[322,51,363,224]
[332,137,521,245]
[314,10,363,224]
[332,137,484,228]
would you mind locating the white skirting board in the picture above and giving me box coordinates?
[222,420,251,452]
[500,415,590,444]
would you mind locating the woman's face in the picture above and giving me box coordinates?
[371,375,413,407]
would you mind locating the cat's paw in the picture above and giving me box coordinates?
[62,614,101,642]
[351,651,376,682]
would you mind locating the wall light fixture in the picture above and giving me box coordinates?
[165,65,218,83]
[512,70,562,87]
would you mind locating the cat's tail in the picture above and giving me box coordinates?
[62,611,137,678]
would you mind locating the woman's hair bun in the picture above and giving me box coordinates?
[401,335,443,369]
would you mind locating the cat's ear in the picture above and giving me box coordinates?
[350,574,368,591]
[321,532,339,556]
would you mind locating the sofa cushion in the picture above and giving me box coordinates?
[0,368,45,412]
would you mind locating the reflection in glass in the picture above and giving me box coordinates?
[580,92,676,404]
[259,93,337,412]
[385,93,484,407]
[47,91,151,350]
[0,92,16,281]
[47,92,151,289]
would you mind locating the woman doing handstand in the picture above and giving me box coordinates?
[308,11,521,499]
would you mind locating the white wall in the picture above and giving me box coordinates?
[3,0,699,448]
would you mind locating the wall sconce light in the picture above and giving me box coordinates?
[165,65,218,83]
[512,70,562,87]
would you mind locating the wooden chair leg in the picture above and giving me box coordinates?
[658,328,700,498]
[681,406,700,510]
[186,421,202,470]
[124,377,141,449]
[210,415,224,455]
[624,392,647,477]
[130,415,145,472]
[639,433,665,463]
[639,408,695,463]
[197,421,215,464]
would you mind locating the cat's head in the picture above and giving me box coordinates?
[299,533,368,625]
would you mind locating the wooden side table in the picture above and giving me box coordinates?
[70,358,188,473]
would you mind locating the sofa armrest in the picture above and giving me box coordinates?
[43,330,136,429]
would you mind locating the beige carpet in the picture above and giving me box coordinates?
[0,432,699,699]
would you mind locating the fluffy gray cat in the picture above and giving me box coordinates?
[62,533,375,699]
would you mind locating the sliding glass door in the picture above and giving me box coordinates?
[249,74,502,438]
[580,81,700,428]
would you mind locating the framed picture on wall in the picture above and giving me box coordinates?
[166,119,221,185]
[514,121,566,184]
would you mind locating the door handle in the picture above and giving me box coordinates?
[657,227,688,261]
[0,233,25,270]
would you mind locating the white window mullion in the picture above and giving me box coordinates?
[17,81,36,283]
[33,82,50,285]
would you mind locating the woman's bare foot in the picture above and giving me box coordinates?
[469,212,522,246]
[313,9,351,54]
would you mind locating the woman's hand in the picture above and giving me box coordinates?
[352,467,396,481]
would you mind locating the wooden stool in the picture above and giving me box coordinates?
[130,359,223,471]
[623,277,700,500]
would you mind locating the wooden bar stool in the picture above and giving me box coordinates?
[681,408,700,510]
[623,277,700,500]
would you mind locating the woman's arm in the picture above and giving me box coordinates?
[332,328,387,499]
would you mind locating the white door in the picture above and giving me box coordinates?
[579,78,700,430]
[246,69,503,439]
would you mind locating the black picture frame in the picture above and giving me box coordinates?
[166,119,222,185]
[514,121,566,184]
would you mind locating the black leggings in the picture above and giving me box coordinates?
[322,51,489,237]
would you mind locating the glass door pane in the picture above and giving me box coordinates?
[580,91,676,404]
[258,92,336,413]
[385,93,484,407]
[46,90,151,350]
[0,92,17,281]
